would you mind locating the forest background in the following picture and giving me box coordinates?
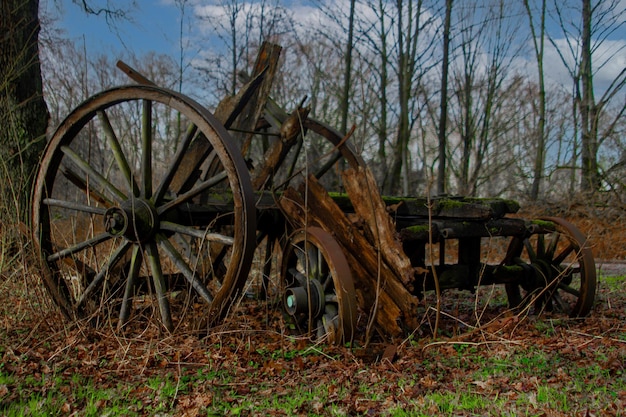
[10,0,626,221]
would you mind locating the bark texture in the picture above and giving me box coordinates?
[0,0,49,226]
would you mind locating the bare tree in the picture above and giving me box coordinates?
[579,0,599,192]
[195,0,292,99]
[549,0,626,195]
[308,0,393,190]
[340,0,357,136]
[71,0,131,20]
[448,0,522,196]
[436,0,453,195]
[385,0,439,195]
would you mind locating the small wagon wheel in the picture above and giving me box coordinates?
[246,114,367,193]
[32,85,256,334]
[301,118,366,173]
[280,227,356,344]
[502,217,596,317]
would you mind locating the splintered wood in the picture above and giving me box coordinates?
[279,167,419,337]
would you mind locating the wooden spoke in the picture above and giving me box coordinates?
[118,244,142,330]
[159,221,234,245]
[59,165,114,207]
[145,241,173,332]
[43,198,106,216]
[157,234,214,304]
[47,232,111,262]
[76,240,132,308]
[153,124,198,203]
[98,110,139,197]
[553,243,576,266]
[141,99,153,199]
[60,146,126,203]
[157,171,228,215]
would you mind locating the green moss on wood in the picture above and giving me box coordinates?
[530,219,555,229]
[436,199,466,210]
[404,224,431,234]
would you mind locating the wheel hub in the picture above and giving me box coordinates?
[531,259,555,287]
[104,198,159,242]
[284,279,325,319]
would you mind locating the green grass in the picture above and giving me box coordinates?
[2,326,625,416]
[600,274,626,290]
[1,371,132,416]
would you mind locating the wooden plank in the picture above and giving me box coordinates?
[214,68,269,128]
[229,42,282,147]
[116,60,156,85]
[328,194,521,220]
[390,196,520,219]
[169,135,213,194]
[399,218,529,242]
[251,106,310,190]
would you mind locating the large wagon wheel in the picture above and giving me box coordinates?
[281,227,356,345]
[503,217,596,317]
[32,85,256,334]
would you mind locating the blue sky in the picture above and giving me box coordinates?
[47,0,315,57]
[45,0,625,96]
[48,1,183,57]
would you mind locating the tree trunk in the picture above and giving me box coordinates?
[376,0,390,190]
[459,70,473,195]
[524,0,547,201]
[579,0,599,193]
[386,0,424,196]
[0,0,49,227]
[340,0,356,136]
[386,0,408,195]
[436,0,453,195]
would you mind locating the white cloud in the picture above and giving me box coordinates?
[517,35,626,96]
[593,39,626,84]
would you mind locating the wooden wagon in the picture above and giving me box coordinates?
[31,43,596,344]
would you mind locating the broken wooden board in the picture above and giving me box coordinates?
[342,166,415,290]
[213,41,282,146]
[278,176,420,338]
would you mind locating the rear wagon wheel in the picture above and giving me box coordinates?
[503,217,596,317]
